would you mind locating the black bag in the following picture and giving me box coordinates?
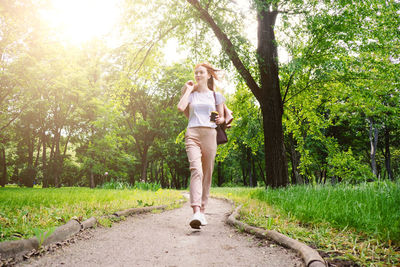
[213,92,228,145]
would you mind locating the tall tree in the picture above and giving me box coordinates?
[185,0,288,187]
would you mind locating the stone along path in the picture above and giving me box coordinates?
[20,198,303,267]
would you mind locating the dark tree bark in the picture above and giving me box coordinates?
[160,159,167,188]
[288,133,303,184]
[384,126,393,180]
[247,149,253,187]
[0,146,6,186]
[169,168,179,189]
[368,117,378,177]
[241,160,248,186]
[42,132,48,188]
[257,6,288,187]
[257,160,266,185]
[54,130,61,187]
[34,140,41,169]
[154,160,159,184]
[251,155,257,187]
[90,170,95,188]
[187,0,288,187]
[140,145,149,182]
[129,168,135,186]
[217,161,224,186]
[247,148,257,187]
[27,131,34,168]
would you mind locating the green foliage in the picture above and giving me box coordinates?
[327,148,374,184]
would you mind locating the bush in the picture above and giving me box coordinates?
[327,149,375,183]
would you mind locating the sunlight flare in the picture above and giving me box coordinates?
[41,0,121,44]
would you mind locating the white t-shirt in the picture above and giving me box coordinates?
[187,91,225,128]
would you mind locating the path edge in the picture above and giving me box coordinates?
[0,199,186,262]
[215,197,327,267]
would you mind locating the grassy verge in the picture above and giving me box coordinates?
[0,187,184,242]
[211,181,400,266]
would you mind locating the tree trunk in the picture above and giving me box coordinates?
[187,0,288,188]
[42,132,48,188]
[149,161,154,183]
[257,160,266,185]
[384,126,393,180]
[129,168,135,186]
[288,133,303,184]
[241,161,248,186]
[28,131,34,168]
[90,169,95,188]
[258,8,289,188]
[169,168,177,189]
[34,140,41,169]
[54,131,61,187]
[140,146,149,182]
[368,118,378,177]
[154,161,159,184]
[247,148,257,187]
[217,161,224,186]
[160,159,166,188]
[252,155,257,187]
[0,146,6,186]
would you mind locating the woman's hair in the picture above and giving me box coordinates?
[195,62,220,91]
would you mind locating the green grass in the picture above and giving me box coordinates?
[0,187,183,242]
[211,181,400,266]
[98,180,162,191]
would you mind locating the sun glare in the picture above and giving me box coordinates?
[41,0,121,45]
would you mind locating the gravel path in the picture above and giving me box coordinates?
[20,198,303,267]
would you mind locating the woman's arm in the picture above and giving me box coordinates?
[215,103,225,125]
[177,81,194,113]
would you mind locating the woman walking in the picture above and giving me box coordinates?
[177,62,225,229]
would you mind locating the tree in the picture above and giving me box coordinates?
[185,0,288,187]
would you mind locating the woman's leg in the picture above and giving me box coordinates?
[200,128,217,209]
[185,128,203,211]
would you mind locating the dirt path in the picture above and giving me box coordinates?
[20,198,303,267]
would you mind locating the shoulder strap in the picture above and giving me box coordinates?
[213,91,217,109]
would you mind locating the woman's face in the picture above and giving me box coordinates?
[194,66,210,85]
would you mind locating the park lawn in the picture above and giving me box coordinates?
[211,181,400,266]
[0,187,184,243]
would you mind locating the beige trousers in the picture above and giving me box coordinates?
[185,127,217,208]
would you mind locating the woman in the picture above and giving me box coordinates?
[177,62,225,229]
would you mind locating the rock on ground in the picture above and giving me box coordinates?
[20,198,303,267]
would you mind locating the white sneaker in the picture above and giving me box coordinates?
[200,213,207,226]
[190,212,202,229]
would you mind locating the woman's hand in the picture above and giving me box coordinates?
[185,80,195,92]
[215,115,225,125]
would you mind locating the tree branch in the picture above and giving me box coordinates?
[187,0,261,99]
[132,24,178,76]
[282,71,296,104]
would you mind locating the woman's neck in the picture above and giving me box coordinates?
[196,84,209,93]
